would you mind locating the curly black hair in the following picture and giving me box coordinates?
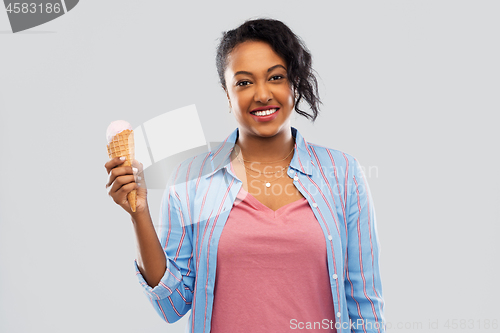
[216,18,322,122]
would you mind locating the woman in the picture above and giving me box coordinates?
[105,18,385,333]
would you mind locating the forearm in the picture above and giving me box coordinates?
[131,194,194,324]
[345,157,385,331]
[131,207,166,287]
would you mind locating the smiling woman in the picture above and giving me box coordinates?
[105,17,386,333]
[224,41,295,138]
[216,19,322,123]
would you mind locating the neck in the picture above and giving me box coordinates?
[233,127,295,163]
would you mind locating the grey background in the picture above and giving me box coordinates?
[1,1,499,332]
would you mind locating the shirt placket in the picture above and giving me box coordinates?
[291,168,345,331]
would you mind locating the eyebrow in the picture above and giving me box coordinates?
[233,64,286,78]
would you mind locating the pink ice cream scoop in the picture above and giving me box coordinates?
[106,120,133,143]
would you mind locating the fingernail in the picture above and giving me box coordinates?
[120,156,126,161]
[132,167,138,173]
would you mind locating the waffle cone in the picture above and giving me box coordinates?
[106,129,137,212]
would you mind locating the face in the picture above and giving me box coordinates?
[224,40,295,139]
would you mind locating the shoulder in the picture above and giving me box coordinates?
[306,141,358,175]
[306,142,367,204]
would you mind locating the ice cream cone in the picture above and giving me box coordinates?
[106,129,137,212]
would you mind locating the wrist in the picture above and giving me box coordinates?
[130,206,151,225]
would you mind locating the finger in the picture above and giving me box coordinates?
[136,175,146,189]
[104,156,127,174]
[131,160,143,175]
[131,159,143,170]
[113,182,138,207]
[106,166,134,189]
[117,181,138,196]
[131,159,145,182]
[133,171,142,184]
[107,174,136,197]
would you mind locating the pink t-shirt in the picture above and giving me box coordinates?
[210,162,337,332]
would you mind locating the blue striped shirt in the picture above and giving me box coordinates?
[134,126,385,333]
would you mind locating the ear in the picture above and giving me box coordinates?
[224,87,231,106]
[293,80,300,98]
[292,88,298,108]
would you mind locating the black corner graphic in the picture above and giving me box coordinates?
[64,0,77,11]
[3,0,79,33]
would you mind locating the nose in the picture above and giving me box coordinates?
[254,82,272,103]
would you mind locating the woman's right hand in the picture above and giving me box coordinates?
[104,157,149,215]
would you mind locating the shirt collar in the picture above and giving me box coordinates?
[205,126,314,179]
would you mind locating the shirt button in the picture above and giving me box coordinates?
[337,312,341,318]
[328,235,332,240]
[293,175,298,181]
[312,203,318,208]
[332,274,338,279]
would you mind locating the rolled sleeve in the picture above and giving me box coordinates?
[134,257,183,301]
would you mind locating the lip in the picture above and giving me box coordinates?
[251,105,280,112]
[249,108,280,122]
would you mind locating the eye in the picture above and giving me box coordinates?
[236,80,251,87]
[270,75,285,81]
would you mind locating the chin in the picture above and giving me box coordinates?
[250,124,284,138]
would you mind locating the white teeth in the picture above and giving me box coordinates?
[252,108,277,116]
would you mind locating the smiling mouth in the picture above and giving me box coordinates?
[250,108,279,116]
